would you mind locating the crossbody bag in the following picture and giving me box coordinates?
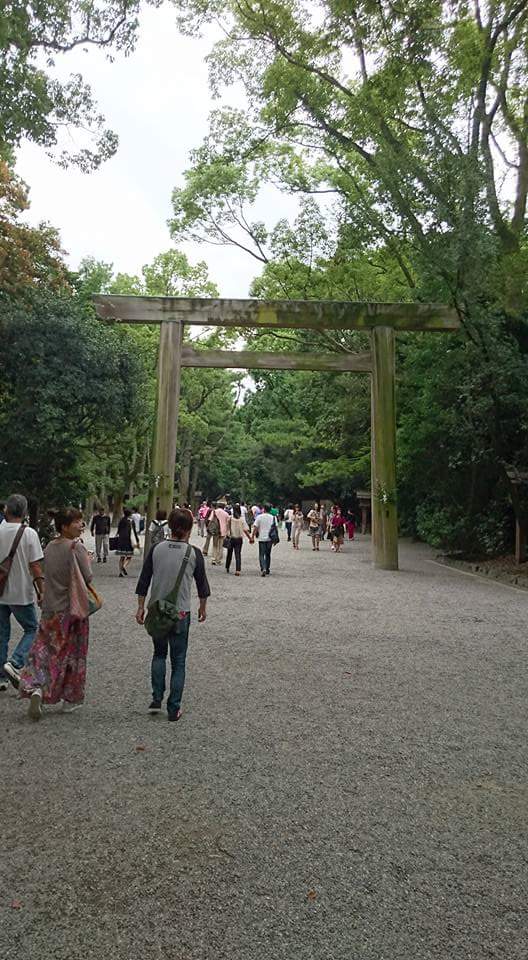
[144,544,192,639]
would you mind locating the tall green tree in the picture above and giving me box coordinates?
[168,0,528,554]
[1,0,152,168]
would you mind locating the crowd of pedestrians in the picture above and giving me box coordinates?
[0,490,356,724]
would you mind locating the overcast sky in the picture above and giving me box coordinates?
[15,5,298,297]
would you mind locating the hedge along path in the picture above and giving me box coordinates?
[94,295,460,571]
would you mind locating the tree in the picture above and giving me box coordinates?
[172,0,528,314]
[168,0,528,554]
[0,289,148,517]
[0,157,69,294]
[1,0,151,169]
[74,249,243,511]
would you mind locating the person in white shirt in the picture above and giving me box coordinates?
[0,494,44,690]
[283,505,294,542]
[251,504,277,577]
[131,507,142,538]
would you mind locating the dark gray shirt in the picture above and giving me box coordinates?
[136,540,210,612]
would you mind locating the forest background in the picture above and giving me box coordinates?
[2,0,528,557]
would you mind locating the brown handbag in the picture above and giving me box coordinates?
[0,525,26,597]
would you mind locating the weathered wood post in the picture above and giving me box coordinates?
[371,326,398,570]
[146,318,184,550]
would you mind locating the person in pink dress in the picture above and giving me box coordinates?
[19,507,93,720]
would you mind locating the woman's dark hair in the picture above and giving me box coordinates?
[206,499,211,507]
[233,504,241,519]
[168,508,193,538]
[53,507,83,533]
[123,507,132,518]
[155,509,167,521]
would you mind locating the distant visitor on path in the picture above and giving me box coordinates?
[90,506,111,563]
[251,504,278,576]
[0,494,44,692]
[136,508,210,722]
[115,507,140,577]
[307,502,322,551]
[149,509,168,547]
[19,507,93,721]
[225,504,252,576]
[292,504,304,550]
[131,506,143,539]
[283,504,294,542]
[209,502,230,566]
[330,505,345,552]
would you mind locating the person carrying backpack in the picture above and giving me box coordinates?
[149,509,168,547]
[136,508,210,722]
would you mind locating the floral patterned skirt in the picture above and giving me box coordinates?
[20,613,89,705]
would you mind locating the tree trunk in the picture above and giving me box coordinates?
[189,459,199,506]
[178,432,192,505]
[112,493,124,527]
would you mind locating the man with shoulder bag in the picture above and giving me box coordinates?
[135,508,210,722]
[251,503,279,577]
[0,494,44,691]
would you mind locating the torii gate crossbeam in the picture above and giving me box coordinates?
[94,296,460,570]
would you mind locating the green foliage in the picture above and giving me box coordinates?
[166,0,528,554]
[0,289,148,507]
[0,1,150,169]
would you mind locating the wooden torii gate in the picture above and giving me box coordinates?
[94,296,460,570]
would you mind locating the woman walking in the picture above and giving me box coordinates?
[116,507,139,576]
[19,508,93,720]
[225,504,251,576]
[307,502,322,551]
[330,505,346,552]
[292,504,304,549]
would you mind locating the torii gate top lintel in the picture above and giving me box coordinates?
[93,294,459,571]
[93,295,459,332]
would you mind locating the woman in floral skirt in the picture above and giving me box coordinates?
[20,507,93,721]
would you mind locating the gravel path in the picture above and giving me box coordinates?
[1,532,527,960]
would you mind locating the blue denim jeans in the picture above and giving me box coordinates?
[258,540,272,573]
[151,614,190,715]
[0,603,39,675]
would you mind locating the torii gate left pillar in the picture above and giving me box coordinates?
[147,316,184,524]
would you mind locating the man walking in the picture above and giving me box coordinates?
[251,504,276,577]
[90,506,111,563]
[210,502,230,566]
[283,504,294,542]
[135,508,210,721]
[0,494,44,691]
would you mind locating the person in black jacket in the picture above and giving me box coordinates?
[90,507,111,563]
[115,508,139,577]
[136,508,210,721]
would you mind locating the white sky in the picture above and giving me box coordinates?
[15,5,298,297]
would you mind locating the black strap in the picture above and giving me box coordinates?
[164,545,192,605]
[8,524,25,559]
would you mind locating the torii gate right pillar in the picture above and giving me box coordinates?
[371,326,398,570]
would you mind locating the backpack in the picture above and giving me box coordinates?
[207,511,220,536]
[150,520,167,547]
[144,545,192,639]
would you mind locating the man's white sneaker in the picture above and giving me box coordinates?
[0,678,9,692]
[4,662,21,690]
[28,689,42,721]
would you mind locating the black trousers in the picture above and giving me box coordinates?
[285,522,292,541]
[226,537,243,572]
[258,540,272,573]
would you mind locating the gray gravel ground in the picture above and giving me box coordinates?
[1,531,527,960]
